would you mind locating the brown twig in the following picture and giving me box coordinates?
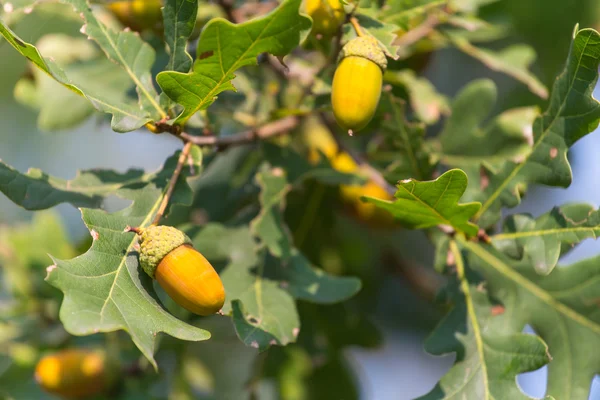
[394,14,440,48]
[179,116,299,148]
[152,141,194,225]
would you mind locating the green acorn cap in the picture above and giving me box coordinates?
[338,36,387,72]
[132,225,192,278]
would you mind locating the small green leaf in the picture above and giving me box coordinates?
[377,94,435,181]
[382,0,447,30]
[157,0,311,124]
[462,239,600,400]
[0,161,153,210]
[435,79,535,169]
[251,167,293,259]
[384,70,450,124]
[46,151,207,369]
[447,34,548,98]
[363,169,481,236]
[419,241,552,400]
[65,0,166,121]
[492,204,600,275]
[280,251,361,304]
[474,28,600,227]
[163,0,198,73]
[0,20,152,131]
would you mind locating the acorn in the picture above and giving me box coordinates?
[128,225,225,316]
[302,119,395,226]
[35,349,116,399]
[107,0,163,33]
[331,36,387,135]
[305,0,345,38]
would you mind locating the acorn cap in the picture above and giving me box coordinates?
[135,225,192,278]
[338,36,387,72]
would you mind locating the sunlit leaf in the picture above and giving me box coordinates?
[0,20,152,131]
[435,79,535,169]
[157,0,311,124]
[46,151,207,369]
[473,27,600,227]
[364,169,481,236]
[461,239,600,400]
[418,241,551,399]
[493,203,600,275]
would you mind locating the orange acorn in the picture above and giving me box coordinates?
[35,349,115,399]
[129,225,225,316]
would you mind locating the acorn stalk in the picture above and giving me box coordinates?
[128,225,225,316]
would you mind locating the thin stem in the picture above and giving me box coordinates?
[152,141,194,225]
[179,116,298,148]
[349,17,363,37]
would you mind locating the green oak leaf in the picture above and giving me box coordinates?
[418,243,552,400]
[473,27,600,227]
[163,0,198,73]
[461,239,600,400]
[0,159,166,210]
[272,251,361,304]
[45,151,207,369]
[0,20,151,132]
[376,94,435,181]
[251,167,293,259]
[447,34,548,99]
[435,79,535,170]
[157,0,312,124]
[492,203,600,275]
[192,223,361,350]
[384,69,450,125]
[382,0,447,31]
[65,0,166,122]
[363,169,481,237]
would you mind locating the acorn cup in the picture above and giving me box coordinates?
[331,36,387,135]
[127,225,226,316]
[35,349,117,399]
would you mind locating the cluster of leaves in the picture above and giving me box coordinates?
[1,0,600,398]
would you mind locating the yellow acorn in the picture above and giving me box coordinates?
[129,225,225,316]
[331,36,387,135]
[35,349,116,399]
[305,0,345,38]
[107,0,163,32]
[302,120,395,225]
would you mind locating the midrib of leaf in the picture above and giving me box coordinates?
[473,34,592,221]
[450,240,490,400]
[460,238,600,335]
[93,18,166,119]
[390,94,422,179]
[99,193,164,321]
[66,176,152,194]
[492,226,600,240]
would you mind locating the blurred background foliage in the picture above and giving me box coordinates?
[1,0,600,399]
